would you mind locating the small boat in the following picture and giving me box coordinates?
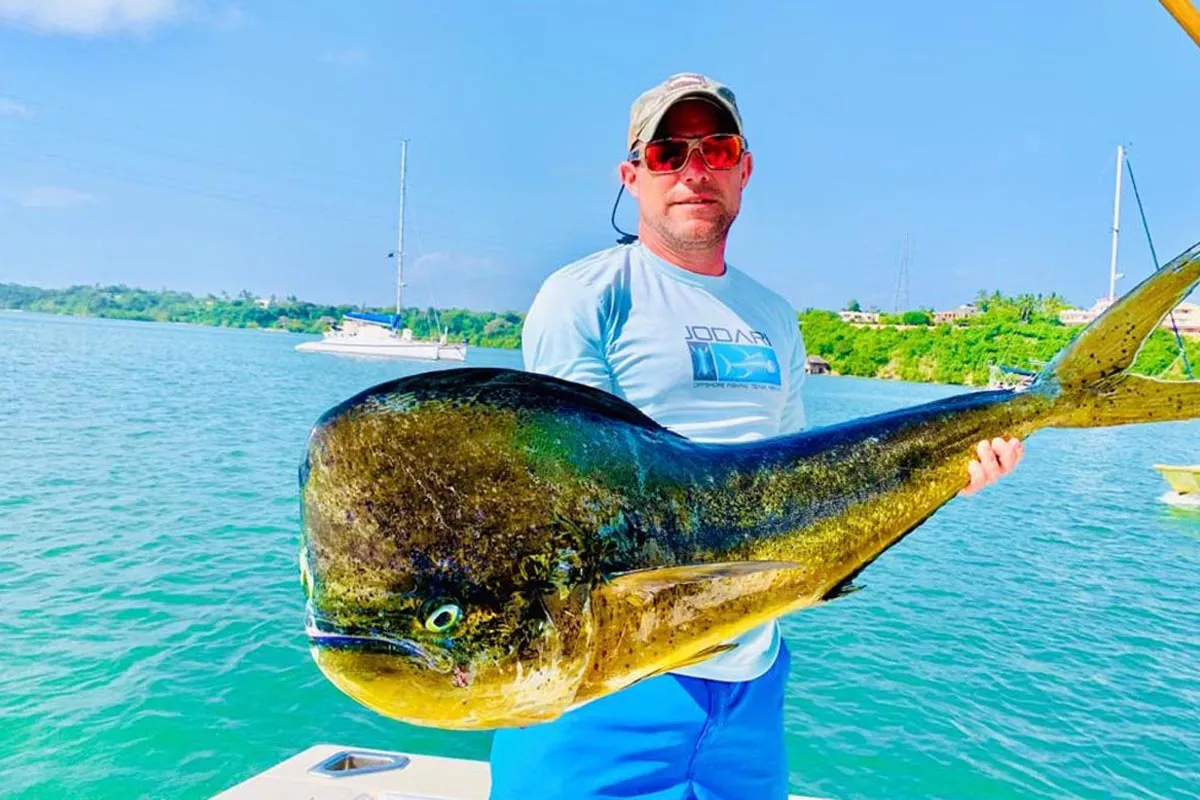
[296,139,468,363]
[1152,464,1200,495]
[987,364,1035,390]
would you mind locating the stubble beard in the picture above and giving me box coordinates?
[651,208,735,252]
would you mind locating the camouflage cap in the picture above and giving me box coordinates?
[627,72,744,153]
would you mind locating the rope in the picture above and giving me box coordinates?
[610,185,638,244]
[1125,154,1193,378]
[406,206,448,340]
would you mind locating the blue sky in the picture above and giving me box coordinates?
[1,0,1197,315]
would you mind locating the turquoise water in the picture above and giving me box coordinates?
[1,311,1197,800]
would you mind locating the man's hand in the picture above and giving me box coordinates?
[961,437,1024,496]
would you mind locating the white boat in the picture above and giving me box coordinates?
[296,313,466,361]
[296,139,468,362]
[212,743,830,800]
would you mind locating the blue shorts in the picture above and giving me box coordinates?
[488,640,790,800]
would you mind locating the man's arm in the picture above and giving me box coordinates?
[521,272,615,392]
[780,312,1021,494]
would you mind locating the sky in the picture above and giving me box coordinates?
[0,0,1198,315]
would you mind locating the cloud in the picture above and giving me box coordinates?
[0,97,31,117]
[320,47,369,68]
[17,186,96,209]
[0,0,183,36]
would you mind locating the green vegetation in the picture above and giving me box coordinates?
[0,283,524,350]
[3,282,1194,386]
[873,309,934,326]
[802,291,1198,385]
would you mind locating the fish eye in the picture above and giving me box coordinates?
[424,602,462,633]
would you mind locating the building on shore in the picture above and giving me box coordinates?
[932,303,979,325]
[1059,299,1199,335]
[805,354,831,375]
[1059,298,1114,326]
[838,310,880,324]
[1165,302,1200,336]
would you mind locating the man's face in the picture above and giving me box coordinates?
[620,98,753,251]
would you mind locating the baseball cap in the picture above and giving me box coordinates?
[626,72,744,152]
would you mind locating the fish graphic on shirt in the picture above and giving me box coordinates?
[714,348,779,381]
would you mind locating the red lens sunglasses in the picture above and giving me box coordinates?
[628,133,746,174]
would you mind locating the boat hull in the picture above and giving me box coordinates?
[1152,464,1200,495]
[295,339,466,361]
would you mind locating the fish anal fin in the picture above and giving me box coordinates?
[642,642,739,679]
[821,580,864,601]
[1057,373,1200,428]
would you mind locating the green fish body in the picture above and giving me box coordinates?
[299,240,1200,730]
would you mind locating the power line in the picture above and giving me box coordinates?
[893,234,910,313]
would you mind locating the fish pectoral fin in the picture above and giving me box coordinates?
[600,560,806,608]
[587,561,811,695]
[642,642,738,679]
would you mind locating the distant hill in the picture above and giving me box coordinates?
[0,283,523,350]
[4,282,1194,386]
[801,289,1198,385]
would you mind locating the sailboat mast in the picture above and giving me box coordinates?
[1108,144,1124,303]
[395,139,408,319]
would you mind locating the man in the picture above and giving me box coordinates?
[489,72,1023,800]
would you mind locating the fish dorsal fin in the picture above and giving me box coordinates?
[347,367,677,435]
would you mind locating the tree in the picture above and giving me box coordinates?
[1041,292,1072,320]
[845,299,862,312]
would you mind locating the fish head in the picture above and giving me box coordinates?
[302,539,596,730]
[297,401,601,729]
[296,367,664,729]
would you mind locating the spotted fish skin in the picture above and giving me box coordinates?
[300,240,1200,730]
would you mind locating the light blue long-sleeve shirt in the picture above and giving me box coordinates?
[521,241,808,683]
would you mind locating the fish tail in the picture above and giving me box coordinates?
[1031,239,1200,428]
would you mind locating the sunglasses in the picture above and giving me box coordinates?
[628,133,746,174]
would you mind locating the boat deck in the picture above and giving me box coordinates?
[212,744,830,799]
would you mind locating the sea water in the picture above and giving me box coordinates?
[1,312,1197,799]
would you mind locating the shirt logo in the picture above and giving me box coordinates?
[685,325,781,387]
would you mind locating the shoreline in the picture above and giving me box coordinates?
[5,304,1197,390]
[0,307,998,389]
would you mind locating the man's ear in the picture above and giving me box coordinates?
[740,151,754,189]
[618,161,640,199]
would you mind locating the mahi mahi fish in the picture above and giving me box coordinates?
[298,240,1200,731]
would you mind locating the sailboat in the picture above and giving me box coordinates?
[1096,143,1199,499]
[296,140,467,362]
